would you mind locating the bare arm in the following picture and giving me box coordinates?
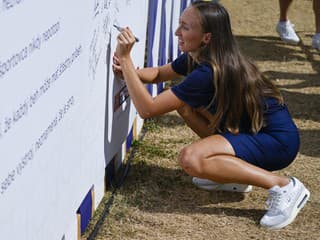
[113,54,181,84]
[115,27,185,119]
[177,105,214,138]
[136,64,181,84]
[119,57,185,118]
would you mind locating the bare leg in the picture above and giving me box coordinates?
[279,0,293,21]
[314,0,320,33]
[176,104,290,189]
[177,105,212,138]
[178,135,290,189]
[177,104,216,138]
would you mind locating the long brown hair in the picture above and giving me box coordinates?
[191,1,283,134]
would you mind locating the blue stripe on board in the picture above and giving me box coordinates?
[146,0,159,95]
[147,0,158,67]
[157,0,167,94]
[77,187,93,235]
[126,126,133,151]
[168,0,174,63]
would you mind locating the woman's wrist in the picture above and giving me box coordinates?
[118,55,131,63]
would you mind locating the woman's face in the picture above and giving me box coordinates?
[175,6,208,56]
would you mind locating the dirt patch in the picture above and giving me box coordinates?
[83,0,320,239]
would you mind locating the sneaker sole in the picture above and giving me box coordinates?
[263,188,310,229]
[278,37,300,45]
[194,182,253,193]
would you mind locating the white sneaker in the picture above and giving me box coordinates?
[312,33,320,50]
[276,20,300,44]
[192,177,252,193]
[260,177,310,229]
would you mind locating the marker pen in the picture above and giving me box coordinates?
[113,24,139,42]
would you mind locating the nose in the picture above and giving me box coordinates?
[175,26,181,36]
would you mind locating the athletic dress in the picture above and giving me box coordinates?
[171,53,300,171]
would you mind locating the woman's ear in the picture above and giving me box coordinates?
[202,32,212,44]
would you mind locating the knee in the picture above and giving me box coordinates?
[178,146,204,175]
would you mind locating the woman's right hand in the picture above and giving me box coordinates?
[112,53,124,79]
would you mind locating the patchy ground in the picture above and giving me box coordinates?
[83,0,320,239]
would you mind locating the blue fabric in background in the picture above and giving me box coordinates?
[126,126,133,151]
[157,0,167,94]
[146,0,158,95]
[167,0,174,63]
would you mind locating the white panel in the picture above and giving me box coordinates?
[136,115,144,138]
[104,0,148,164]
[0,0,148,239]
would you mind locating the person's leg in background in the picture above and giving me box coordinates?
[276,0,300,44]
[279,0,292,21]
[312,0,320,49]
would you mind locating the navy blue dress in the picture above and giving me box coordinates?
[171,53,299,171]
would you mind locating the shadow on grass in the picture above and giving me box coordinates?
[195,206,264,223]
[281,90,319,121]
[280,90,320,158]
[119,161,265,224]
[299,129,320,158]
[237,35,320,73]
[264,71,320,89]
[237,35,319,92]
[237,36,305,62]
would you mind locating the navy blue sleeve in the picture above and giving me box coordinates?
[171,53,188,75]
[171,64,215,109]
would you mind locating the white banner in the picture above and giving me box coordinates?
[0,0,147,239]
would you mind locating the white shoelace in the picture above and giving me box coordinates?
[281,24,296,37]
[265,190,283,215]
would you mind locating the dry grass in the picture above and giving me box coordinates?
[83,0,320,239]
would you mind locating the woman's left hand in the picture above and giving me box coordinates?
[115,27,136,59]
